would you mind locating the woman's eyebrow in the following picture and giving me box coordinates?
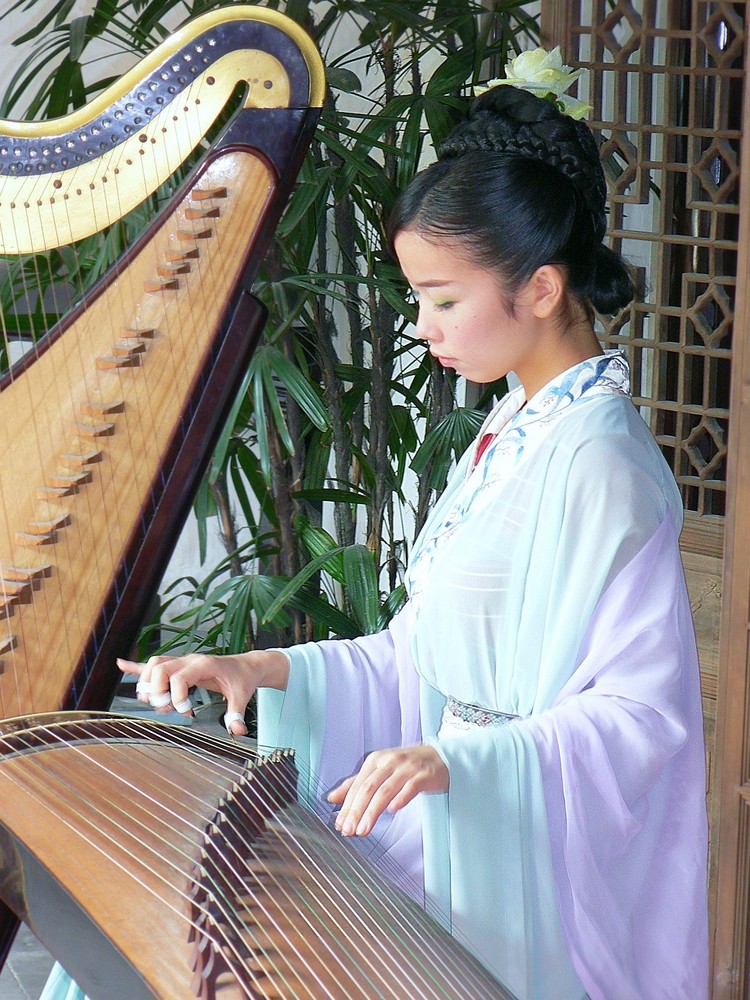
[412,278,457,289]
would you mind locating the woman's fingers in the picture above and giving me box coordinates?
[330,746,449,838]
[327,776,355,806]
[223,711,248,737]
[116,654,218,716]
[334,756,405,837]
[117,657,142,676]
[116,652,260,727]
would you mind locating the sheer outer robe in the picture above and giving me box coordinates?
[259,390,708,1000]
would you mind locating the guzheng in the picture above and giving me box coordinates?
[0,711,514,999]
[0,0,323,972]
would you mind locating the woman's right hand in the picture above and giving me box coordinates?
[116,649,290,736]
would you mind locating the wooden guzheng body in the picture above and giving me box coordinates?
[0,712,513,999]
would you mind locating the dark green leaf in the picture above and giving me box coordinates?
[343,545,379,634]
[326,67,362,94]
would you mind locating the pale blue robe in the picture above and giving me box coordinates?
[259,353,708,999]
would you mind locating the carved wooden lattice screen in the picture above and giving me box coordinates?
[541,2,750,996]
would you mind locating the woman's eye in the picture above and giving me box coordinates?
[435,300,455,311]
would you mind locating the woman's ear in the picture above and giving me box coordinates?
[527,265,567,319]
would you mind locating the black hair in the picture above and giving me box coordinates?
[388,85,633,316]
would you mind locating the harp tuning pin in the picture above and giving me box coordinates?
[112,339,147,357]
[0,579,30,603]
[0,633,18,662]
[176,227,212,241]
[185,205,220,220]
[1,563,51,583]
[157,262,191,278]
[47,471,92,489]
[165,246,199,262]
[59,445,102,468]
[15,531,56,547]
[75,420,115,437]
[0,598,16,621]
[26,510,70,535]
[38,484,77,498]
[80,397,125,414]
[191,186,227,201]
[96,352,142,370]
[122,326,155,340]
[144,277,180,293]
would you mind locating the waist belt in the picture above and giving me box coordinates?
[444,697,520,728]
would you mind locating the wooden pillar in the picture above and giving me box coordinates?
[711,23,750,997]
[540,0,581,61]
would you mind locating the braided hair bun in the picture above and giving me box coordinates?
[440,86,607,242]
[389,84,634,316]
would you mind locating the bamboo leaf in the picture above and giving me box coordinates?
[297,518,346,582]
[251,364,272,482]
[343,545,379,634]
[425,49,475,96]
[377,584,407,630]
[267,347,329,431]
[286,590,359,639]
[260,546,347,623]
[68,15,88,61]
[209,369,252,483]
[326,67,362,93]
[292,487,371,506]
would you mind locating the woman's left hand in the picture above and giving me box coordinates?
[328,745,449,838]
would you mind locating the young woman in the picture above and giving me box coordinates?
[47,64,709,1000]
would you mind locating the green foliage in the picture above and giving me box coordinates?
[0,0,537,653]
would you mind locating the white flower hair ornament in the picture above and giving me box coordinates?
[475,46,593,121]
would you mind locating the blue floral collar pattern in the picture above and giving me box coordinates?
[470,350,629,486]
[406,352,631,608]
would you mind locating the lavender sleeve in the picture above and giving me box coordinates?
[256,610,426,893]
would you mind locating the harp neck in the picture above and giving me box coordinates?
[0,5,325,254]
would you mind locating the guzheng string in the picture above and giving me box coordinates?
[0,715,506,998]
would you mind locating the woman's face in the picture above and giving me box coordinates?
[394,229,539,386]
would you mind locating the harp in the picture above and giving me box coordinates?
[0,711,515,999]
[0,0,323,970]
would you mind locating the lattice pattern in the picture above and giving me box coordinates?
[572,0,744,515]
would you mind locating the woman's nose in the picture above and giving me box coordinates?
[416,305,439,343]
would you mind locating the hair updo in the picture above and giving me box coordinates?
[388,85,633,316]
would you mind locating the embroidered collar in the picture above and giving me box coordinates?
[470,351,630,473]
[407,352,631,609]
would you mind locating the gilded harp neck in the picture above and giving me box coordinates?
[0,5,325,254]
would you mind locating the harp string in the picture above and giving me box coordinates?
[0,69,256,717]
[0,717,494,997]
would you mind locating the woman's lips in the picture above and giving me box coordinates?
[432,353,457,367]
